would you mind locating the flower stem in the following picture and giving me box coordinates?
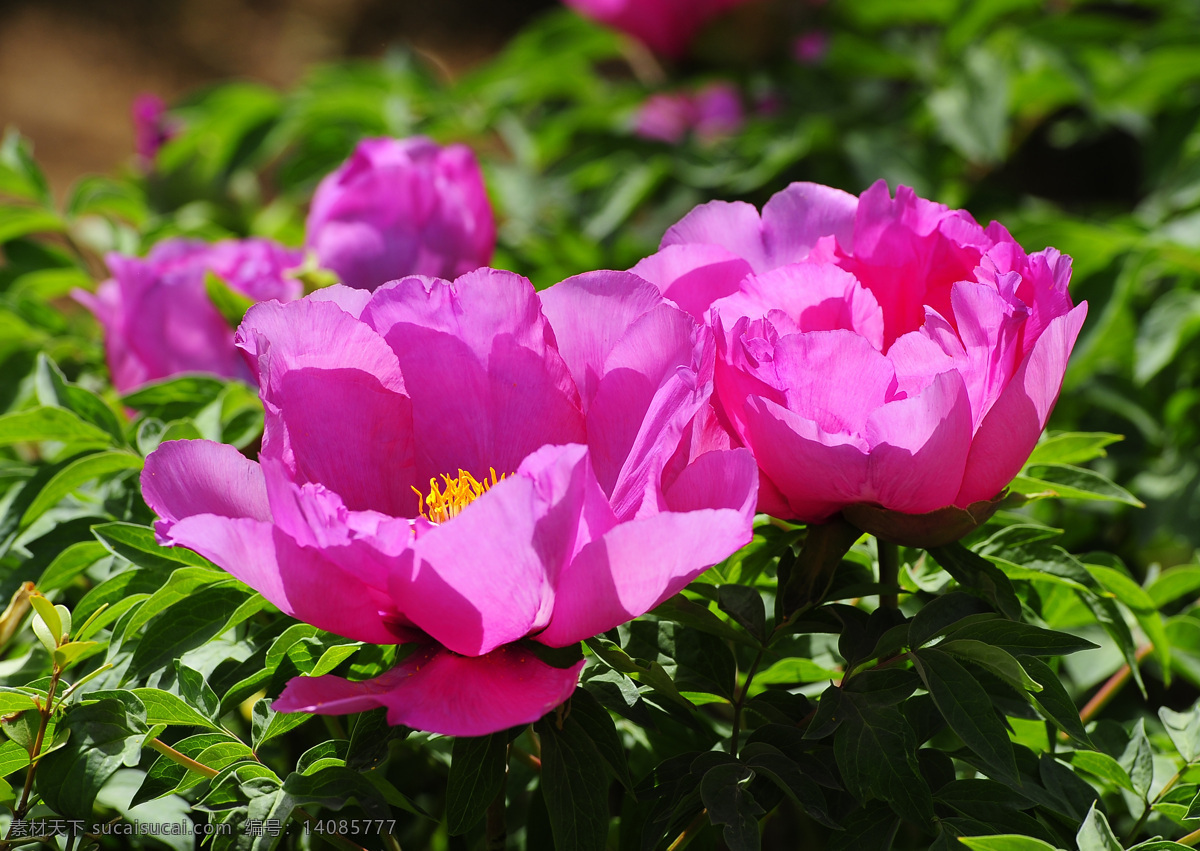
[8,664,62,832]
[485,786,507,851]
[148,738,219,778]
[730,647,765,758]
[667,809,708,851]
[877,539,899,609]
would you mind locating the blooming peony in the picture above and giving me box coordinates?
[76,238,303,394]
[563,0,757,58]
[634,83,744,144]
[305,137,495,291]
[140,268,757,736]
[631,181,1086,541]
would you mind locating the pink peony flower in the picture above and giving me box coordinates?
[563,0,757,58]
[634,83,745,144]
[76,238,303,394]
[140,269,757,736]
[792,30,830,66]
[631,181,1087,536]
[132,93,179,166]
[305,137,495,291]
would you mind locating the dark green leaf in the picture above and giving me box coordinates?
[929,543,1022,620]
[700,763,764,851]
[912,649,1019,786]
[908,592,996,649]
[1019,656,1091,745]
[718,585,767,641]
[19,450,143,529]
[834,697,934,826]
[536,708,610,851]
[1012,464,1143,507]
[567,688,634,794]
[943,619,1097,656]
[92,521,215,572]
[446,731,509,834]
[129,583,253,676]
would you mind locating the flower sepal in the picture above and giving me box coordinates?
[841,490,1025,549]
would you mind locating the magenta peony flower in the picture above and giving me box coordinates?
[140,269,757,736]
[132,93,179,166]
[563,0,757,58]
[792,30,830,66]
[631,181,1087,537]
[76,238,303,394]
[634,83,744,144]
[305,137,495,292]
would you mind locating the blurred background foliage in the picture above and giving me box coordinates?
[5,0,1200,848]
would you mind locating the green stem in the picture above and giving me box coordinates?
[730,647,766,758]
[877,539,899,609]
[667,809,708,851]
[148,738,219,778]
[8,665,62,832]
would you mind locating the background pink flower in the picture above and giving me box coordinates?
[631,181,1087,530]
[305,136,496,291]
[141,268,757,736]
[131,93,179,166]
[76,237,303,393]
[634,83,744,144]
[563,0,757,58]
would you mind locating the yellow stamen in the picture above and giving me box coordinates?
[412,467,506,524]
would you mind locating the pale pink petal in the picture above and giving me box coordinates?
[274,644,584,737]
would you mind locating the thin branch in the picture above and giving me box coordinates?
[1077,644,1153,726]
[9,665,62,829]
[148,738,219,778]
[730,647,766,758]
[877,539,900,609]
[667,809,708,851]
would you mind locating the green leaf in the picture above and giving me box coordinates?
[130,688,222,730]
[177,741,255,793]
[567,688,635,794]
[833,697,933,826]
[1019,656,1091,745]
[38,540,109,592]
[204,271,256,329]
[1121,718,1153,799]
[0,406,113,448]
[0,129,51,204]
[124,565,231,634]
[912,649,1019,786]
[929,543,1022,620]
[28,592,62,645]
[942,619,1097,657]
[0,205,65,242]
[536,707,611,851]
[92,521,215,572]
[36,697,147,819]
[1076,803,1121,851]
[1148,566,1200,608]
[251,698,310,749]
[132,732,233,805]
[1068,751,1136,793]
[176,661,221,723]
[700,763,764,851]
[1159,704,1200,763]
[652,593,755,646]
[959,837,1061,851]
[937,640,1043,694]
[446,731,509,835]
[53,640,99,670]
[1011,464,1144,507]
[717,585,767,642]
[740,742,837,828]
[129,583,253,676]
[1087,565,1157,613]
[20,451,143,529]
[0,739,30,776]
[346,708,408,771]
[1027,433,1123,467]
[283,764,402,821]
[35,354,124,443]
[751,657,841,691]
[908,592,996,649]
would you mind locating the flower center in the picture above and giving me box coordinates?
[412,468,506,524]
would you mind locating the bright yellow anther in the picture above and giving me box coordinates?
[412,467,505,524]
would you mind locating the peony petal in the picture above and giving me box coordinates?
[864,369,973,513]
[365,271,584,485]
[760,181,858,268]
[274,644,584,737]
[395,444,615,657]
[628,244,753,322]
[536,485,756,647]
[142,439,270,527]
[660,200,770,272]
[737,395,870,522]
[306,284,375,319]
[161,515,404,645]
[237,297,417,515]
[955,303,1087,505]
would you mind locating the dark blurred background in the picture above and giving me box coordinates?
[0,0,558,193]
